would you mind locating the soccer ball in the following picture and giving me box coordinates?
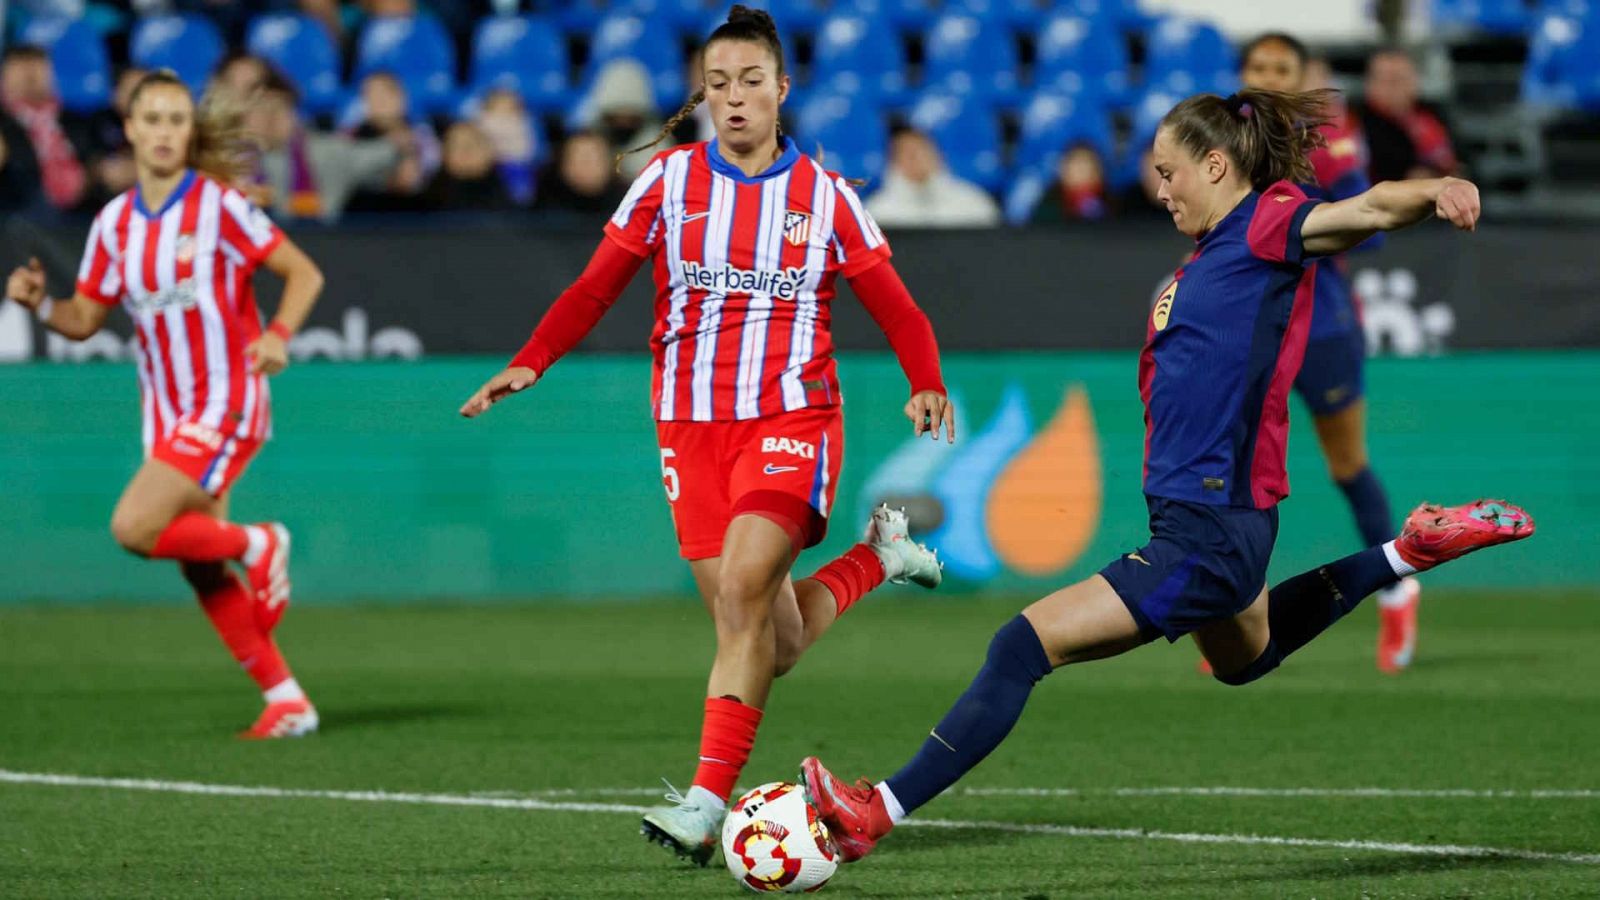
[722,781,838,893]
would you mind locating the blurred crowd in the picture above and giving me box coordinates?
[0,1,1458,228]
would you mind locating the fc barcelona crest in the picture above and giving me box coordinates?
[783,210,811,246]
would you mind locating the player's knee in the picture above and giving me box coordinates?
[1325,448,1369,483]
[1212,646,1282,687]
[109,508,159,556]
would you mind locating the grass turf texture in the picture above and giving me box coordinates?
[2,592,1597,898]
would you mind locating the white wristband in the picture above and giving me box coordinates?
[36,298,54,323]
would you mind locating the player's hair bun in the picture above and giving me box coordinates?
[726,4,778,35]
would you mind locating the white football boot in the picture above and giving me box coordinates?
[864,504,943,589]
[640,781,724,867]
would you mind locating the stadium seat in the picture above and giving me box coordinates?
[129,13,226,96]
[586,12,688,112]
[922,13,1022,107]
[558,0,609,35]
[18,17,110,113]
[793,91,889,185]
[1523,14,1600,108]
[1144,16,1235,95]
[851,0,941,34]
[810,12,911,106]
[1015,88,1114,172]
[908,89,1005,191]
[354,13,459,115]
[951,0,1049,32]
[247,14,345,116]
[1060,0,1156,31]
[698,2,826,44]
[1433,0,1532,35]
[469,15,572,113]
[1129,86,1182,146]
[1033,12,1131,107]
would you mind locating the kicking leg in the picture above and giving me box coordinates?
[803,574,1148,861]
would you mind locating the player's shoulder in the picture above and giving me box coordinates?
[90,189,136,228]
[1257,180,1311,205]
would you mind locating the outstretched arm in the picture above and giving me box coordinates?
[1301,177,1480,257]
[5,257,113,340]
[459,236,644,418]
[848,259,955,442]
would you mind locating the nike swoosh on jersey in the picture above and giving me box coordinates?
[683,211,711,223]
[1127,552,1151,565]
[763,464,800,475]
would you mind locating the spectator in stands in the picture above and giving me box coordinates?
[250,73,399,221]
[475,88,539,206]
[578,59,662,181]
[211,52,273,100]
[71,66,146,209]
[1032,143,1109,223]
[420,120,514,211]
[534,129,627,215]
[342,71,438,212]
[867,128,999,228]
[0,105,43,212]
[1353,48,1458,182]
[0,45,87,212]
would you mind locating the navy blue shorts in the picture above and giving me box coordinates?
[1099,495,1279,642]
[1294,330,1366,417]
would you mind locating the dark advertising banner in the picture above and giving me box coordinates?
[2,216,1594,363]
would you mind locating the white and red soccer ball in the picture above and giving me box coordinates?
[722,781,838,893]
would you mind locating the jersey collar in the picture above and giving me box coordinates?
[1196,190,1258,249]
[706,136,799,184]
[134,168,197,219]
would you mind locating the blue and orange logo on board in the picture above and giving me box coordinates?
[858,384,1102,581]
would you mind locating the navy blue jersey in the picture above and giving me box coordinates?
[1305,123,1380,340]
[1140,181,1321,510]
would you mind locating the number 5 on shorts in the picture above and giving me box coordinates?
[660,448,680,502]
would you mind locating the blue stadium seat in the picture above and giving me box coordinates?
[922,13,1022,107]
[810,12,910,106]
[558,0,609,35]
[1144,17,1234,95]
[1033,12,1130,107]
[130,14,226,96]
[247,14,344,115]
[1015,88,1114,171]
[354,13,459,115]
[908,90,1004,191]
[469,15,572,113]
[793,91,888,185]
[1129,86,1183,147]
[698,2,825,44]
[587,12,688,112]
[851,0,941,34]
[1433,0,1532,35]
[1058,0,1155,31]
[951,0,1049,32]
[1523,14,1600,108]
[18,17,110,113]
[627,0,713,34]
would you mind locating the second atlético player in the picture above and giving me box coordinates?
[460,5,953,865]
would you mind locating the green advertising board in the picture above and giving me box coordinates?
[0,353,1586,603]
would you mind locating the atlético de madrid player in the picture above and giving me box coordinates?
[5,71,325,739]
[460,6,952,865]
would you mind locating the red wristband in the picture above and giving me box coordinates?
[267,321,292,342]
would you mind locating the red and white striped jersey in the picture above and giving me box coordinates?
[605,139,891,422]
[76,170,284,451]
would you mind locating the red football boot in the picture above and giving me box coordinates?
[245,523,291,633]
[800,756,893,863]
[1376,577,1422,674]
[1394,500,1534,572]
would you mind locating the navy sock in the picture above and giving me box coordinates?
[1216,546,1400,685]
[884,615,1052,815]
[1336,467,1397,549]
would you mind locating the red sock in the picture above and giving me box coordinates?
[691,696,764,802]
[197,574,291,691]
[808,544,887,617]
[151,512,250,562]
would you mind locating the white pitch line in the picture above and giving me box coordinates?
[490,785,1600,801]
[4,769,1598,866]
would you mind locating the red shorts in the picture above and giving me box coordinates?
[151,418,262,498]
[655,406,845,560]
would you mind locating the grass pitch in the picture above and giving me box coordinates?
[3,591,1598,898]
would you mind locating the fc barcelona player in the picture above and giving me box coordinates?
[799,88,1533,861]
[4,71,325,738]
[460,6,952,865]
[1241,32,1421,672]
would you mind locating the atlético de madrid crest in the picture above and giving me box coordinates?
[783,210,811,246]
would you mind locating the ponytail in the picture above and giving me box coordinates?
[1160,88,1336,190]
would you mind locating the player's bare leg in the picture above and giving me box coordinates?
[806,575,1145,861]
[1313,400,1421,672]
